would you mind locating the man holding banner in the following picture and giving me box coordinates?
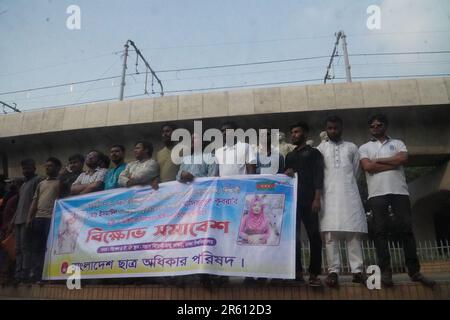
[119,141,159,189]
[176,131,218,287]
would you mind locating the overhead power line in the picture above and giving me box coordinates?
[0,50,126,78]
[1,50,450,97]
[9,59,450,104]
[162,73,450,94]
[350,50,450,57]
[154,50,450,73]
[2,30,449,78]
[20,93,148,111]
[17,72,450,111]
[110,59,450,84]
[0,73,138,96]
[154,55,330,73]
[136,30,450,51]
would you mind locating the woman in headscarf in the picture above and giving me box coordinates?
[239,196,270,245]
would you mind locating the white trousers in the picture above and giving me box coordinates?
[323,232,364,274]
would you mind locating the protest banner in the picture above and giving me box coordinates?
[43,174,297,280]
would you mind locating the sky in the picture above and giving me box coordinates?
[0,0,450,112]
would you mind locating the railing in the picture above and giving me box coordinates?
[300,239,450,274]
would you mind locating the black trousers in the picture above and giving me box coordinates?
[30,218,51,281]
[369,194,420,277]
[296,205,322,276]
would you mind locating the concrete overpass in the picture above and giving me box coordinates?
[1,77,449,240]
[1,77,450,173]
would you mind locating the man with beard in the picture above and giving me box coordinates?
[317,116,367,288]
[119,141,159,189]
[285,122,324,287]
[104,145,127,190]
[157,123,180,182]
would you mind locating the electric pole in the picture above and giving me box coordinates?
[341,32,352,83]
[324,31,352,83]
[119,41,129,101]
[119,40,164,100]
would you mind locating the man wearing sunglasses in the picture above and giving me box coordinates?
[359,114,435,288]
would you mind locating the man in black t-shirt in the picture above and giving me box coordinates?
[285,122,324,287]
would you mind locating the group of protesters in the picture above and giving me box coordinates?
[0,114,436,289]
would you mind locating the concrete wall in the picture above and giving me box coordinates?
[1,77,449,139]
[408,161,450,241]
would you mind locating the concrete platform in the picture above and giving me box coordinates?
[0,273,449,300]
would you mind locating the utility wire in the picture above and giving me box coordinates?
[2,30,449,77]
[154,55,330,73]
[101,59,450,83]
[18,72,450,111]
[2,50,450,96]
[161,73,450,94]
[21,93,148,110]
[0,50,126,78]
[74,56,122,103]
[0,72,139,96]
[137,30,450,51]
[350,50,450,57]
[8,84,121,103]
[8,58,450,103]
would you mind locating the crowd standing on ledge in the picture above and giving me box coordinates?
[0,116,436,289]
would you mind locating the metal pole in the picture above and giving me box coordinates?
[119,41,130,101]
[128,40,164,96]
[324,31,342,84]
[0,101,21,113]
[340,31,352,83]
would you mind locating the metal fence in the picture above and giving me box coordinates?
[299,239,450,274]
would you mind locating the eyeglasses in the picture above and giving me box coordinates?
[369,123,384,129]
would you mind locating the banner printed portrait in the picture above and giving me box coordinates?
[237,194,285,246]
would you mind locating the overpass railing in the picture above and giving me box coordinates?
[300,239,450,274]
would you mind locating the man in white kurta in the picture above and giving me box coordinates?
[317,116,368,287]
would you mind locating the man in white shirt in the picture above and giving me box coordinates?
[215,121,257,177]
[359,114,435,288]
[317,116,367,288]
[214,121,256,287]
[119,141,159,189]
